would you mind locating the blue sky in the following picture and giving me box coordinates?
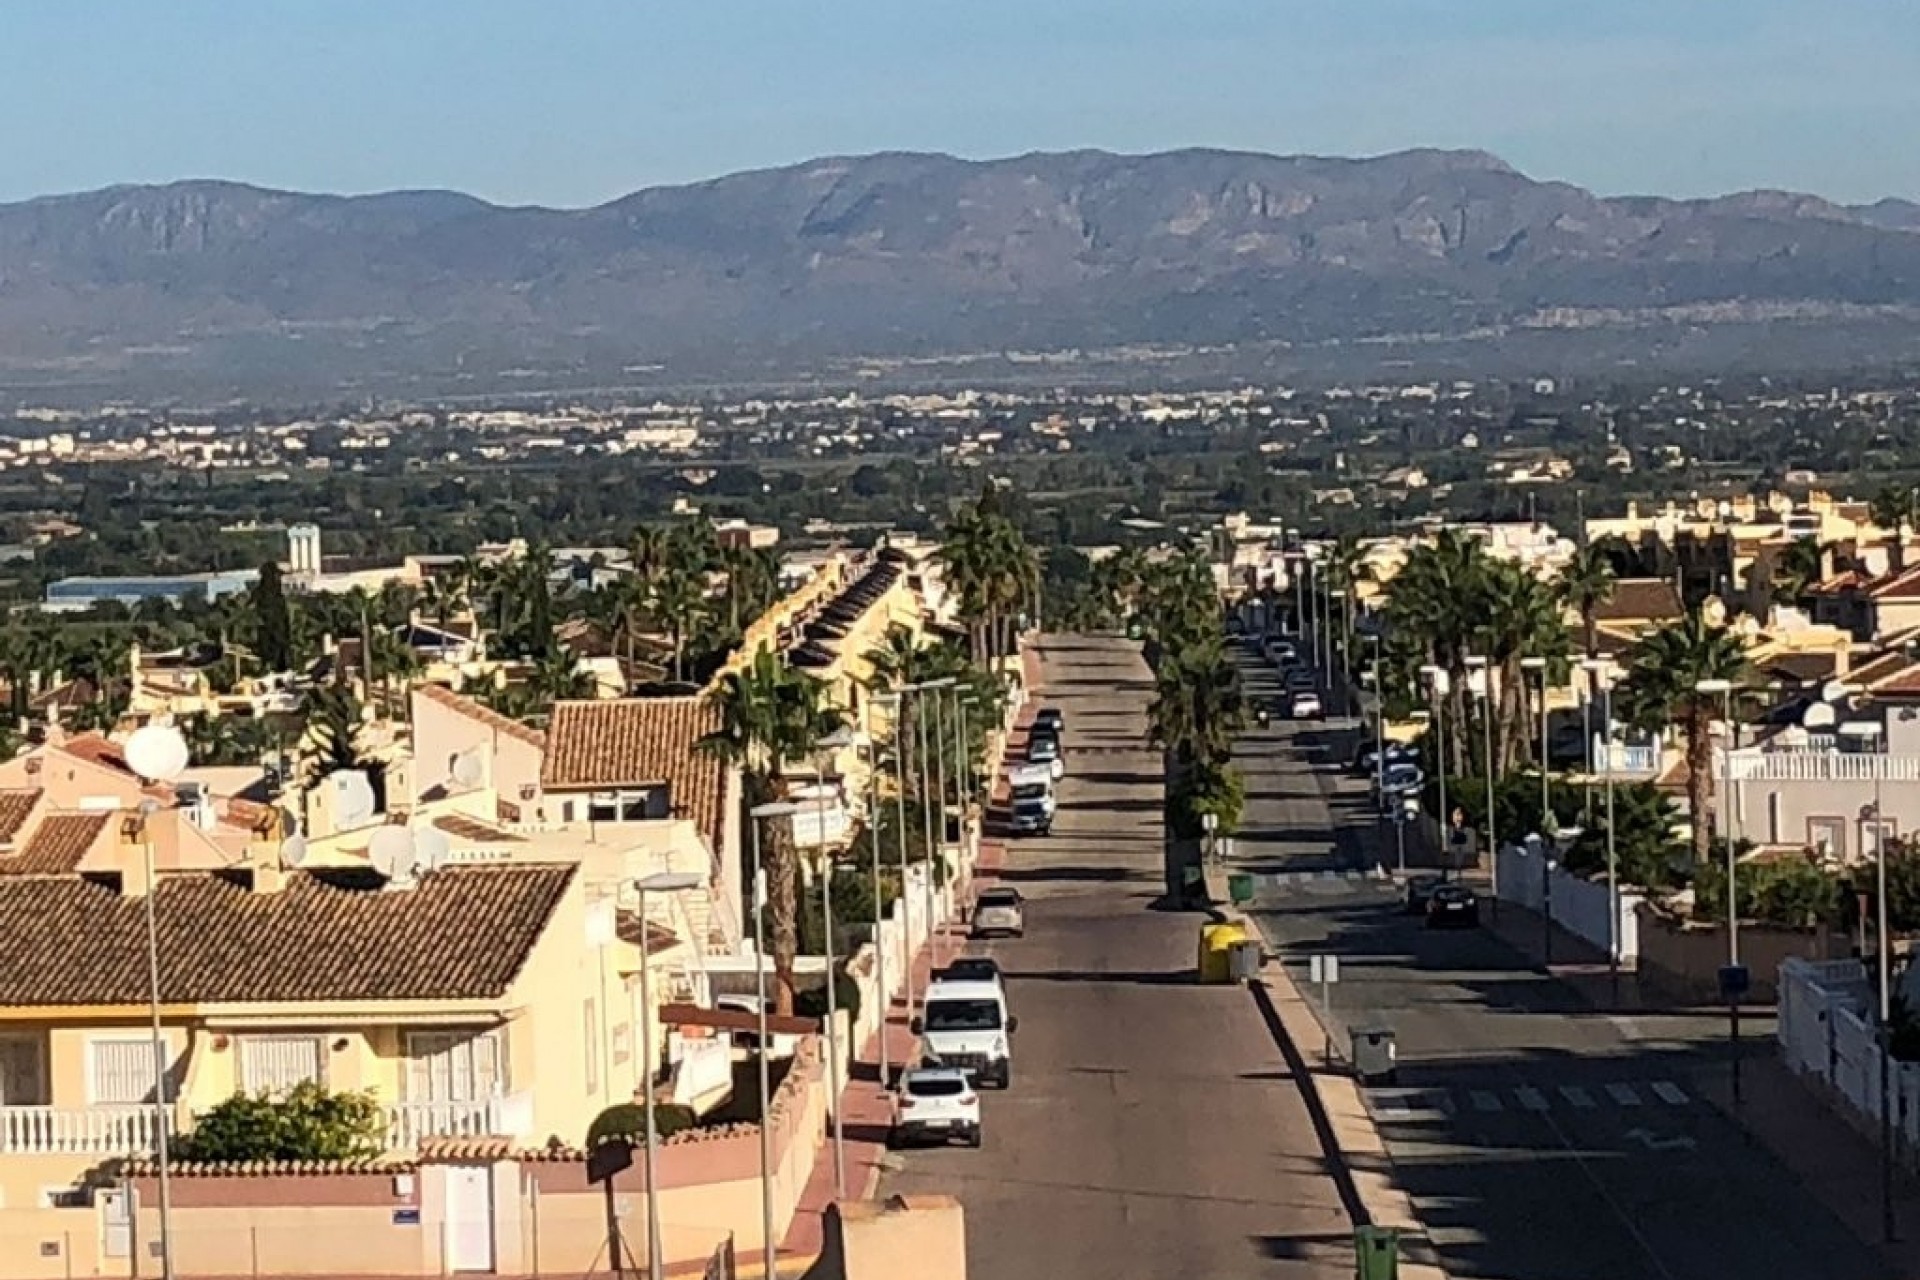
[3,0,1917,206]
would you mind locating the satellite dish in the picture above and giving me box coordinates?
[281,835,309,868]
[276,806,300,839]
[1803,703,1838,730]
[1821,680,1853,705]
[412,826,451,873]
[330,771,377,831]
[449,749,484,789]
[367,826,415,882]
[124,724,191,783]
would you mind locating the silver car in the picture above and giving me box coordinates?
[970,887,1026,939]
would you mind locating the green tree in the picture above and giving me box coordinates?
[700,645,841,1016]
[1613,609,1750,860]
[175,1083,386,1164]
[252,561,293,672]
[1562,782,1687,888]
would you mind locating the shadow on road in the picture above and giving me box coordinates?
[1006,967,1198,986]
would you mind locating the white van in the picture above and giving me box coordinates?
[913,977,1017,1088]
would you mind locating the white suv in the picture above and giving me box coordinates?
[888,1067,982,1148]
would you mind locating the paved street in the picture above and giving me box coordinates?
[1233,647,1888,1280]
[881,634,1352,1280]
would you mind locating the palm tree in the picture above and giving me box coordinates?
[700,646,841,1016]
[1872,485,1920,572]
[1477,559,1570,772]
[940,490,1039,663]
[649,567,708,683]
[1613,609,1750,860]
[1556,543,1617,663]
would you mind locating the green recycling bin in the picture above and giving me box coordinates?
[1228,872,1254,904]
[1354,1226,1400,1280]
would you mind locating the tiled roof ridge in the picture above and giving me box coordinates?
[415,683,546,749]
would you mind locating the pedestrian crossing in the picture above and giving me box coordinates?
[1365,1080,1697,1119]
[1248,867,1392,892]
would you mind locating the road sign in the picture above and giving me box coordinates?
[1309,954,1340,984]
[1718,964,1751,1002]
[1309,955,1340,1065]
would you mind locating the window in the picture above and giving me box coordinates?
[587,790,658,822]
[90,1039,172,1105]
[1809,818,1847,858]
[238,1036,324,1095]
[1862,819,1898,858]
[583,1000,600,1094]
[0,1036,46,1106]
[404,1032,504,1103]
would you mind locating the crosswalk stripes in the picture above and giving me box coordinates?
[1365,1080,1695,1119]
[1247,866,1393,892]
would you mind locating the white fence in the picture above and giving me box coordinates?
[1777,957,1920,1164]
[1492,836,1644,963]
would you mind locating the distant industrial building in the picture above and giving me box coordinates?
[44,571,258,611]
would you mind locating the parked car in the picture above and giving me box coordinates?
[1026,732,1066,780]
[1426,883,1480,928]
[1351,742,1417,777]
[1289,691,1325,720]
[937,956,1004,986]
[1009,793,1052,836]
[971,886,1026,938]
[914,976,1018,1087]
[1375,761,1424,803]
[1284,667,1316,691]
[1401,874,1444,915]
[1033,706,1065,738]
[888,1067,983,1148]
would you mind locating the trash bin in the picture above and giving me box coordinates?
[1351,1026,1397,1084]
[1228,872,1254,905]
[1198,922,1248,984]
[1354,1225,1401,1280]
[1228,939,1262,981]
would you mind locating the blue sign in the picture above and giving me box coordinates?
[392,1208,421,1227]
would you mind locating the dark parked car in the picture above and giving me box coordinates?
[937,956,1004,985]
[1426,883,1480,928]
[1402,875,1444,915]
[1033,706,1065,738]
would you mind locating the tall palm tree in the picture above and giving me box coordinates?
[1556,543,1617,663]
[940,491,1039,663]
[700,646,841,1016]
[1613,609,1750,860]
[1477,559,1570,772]
[649,567,709,683]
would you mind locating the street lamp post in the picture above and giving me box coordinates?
[906,678,956,979]
[1465,656,1496,909]
[811,728,855,1202]
[632,872,702,1280]
[866,693,900,1084]
[1421,665,1450,875]
[744,808,780,1280]
[1843,712,1896,1243]
[1694,676,1741,1104]
[1521,657,1552,961]
[124,723,194,1280]
[1368,634,1386,810]
[1585,659,1620,996]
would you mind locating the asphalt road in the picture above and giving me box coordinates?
[1232,644,1887,1280]
[881,633,1353,1280]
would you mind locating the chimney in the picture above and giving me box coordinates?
[116,812,152,899]
[247,839,286,895]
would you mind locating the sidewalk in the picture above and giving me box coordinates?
[1489,898,1920,1278]
[777,672,1035,1266]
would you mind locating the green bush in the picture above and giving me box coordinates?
[1692,853,1845,929]
[174,1082,386,1164]
[1166,762,1245,840]
[795,966,863,1026]
[585,1102,698,1149]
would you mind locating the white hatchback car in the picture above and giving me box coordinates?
[888,1067,983,1148]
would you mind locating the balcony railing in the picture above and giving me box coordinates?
[0,1105,169,1156]
[384,1091,534,1152]
[1729,752,1920,783]
[1592,743,1661,775]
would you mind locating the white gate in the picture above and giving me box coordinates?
[444,1163,495,1272]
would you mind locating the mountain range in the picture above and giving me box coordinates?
[4,147,1920,398]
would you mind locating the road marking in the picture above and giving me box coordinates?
[1559,1085,1596,1109]
[1344,869,1363,882]
[1470,1089,1503,1113]
[1318,869,1339,881]
[1370,1089,1452,1117]
[1650,1081,1690,1106]
[1606,1083,1644,1108]
[1624,1127,1697,1153]
[1515,1086,1549,1112]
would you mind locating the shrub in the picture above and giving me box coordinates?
[795,966,863,1026]
[585,1102,698,1149]
[174,1082,386,1164]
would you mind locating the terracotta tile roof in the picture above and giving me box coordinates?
[542,698,727,851]
[1872,667,1920,698]
[0,791,39,844]
[0,813,111,876]
[414,683,546,749]
[1852,649,1920,691]
[1592,578,1684,624]
[0,862,575,1006]
[1760,652,1840,685]
[61,733,133,774]
[1869,567,1920,601]
[615,912,682,956]
[432,812,525,844]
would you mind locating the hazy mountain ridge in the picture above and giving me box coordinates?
[3,147,1919,390]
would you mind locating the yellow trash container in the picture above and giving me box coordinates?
[1197,921,1249,984]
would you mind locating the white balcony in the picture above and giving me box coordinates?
[383,1091,534,1152]
[0,1105,169,1156]
[1591,741,1661,775]
[1729,751,1920,783]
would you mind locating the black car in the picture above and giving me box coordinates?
[1351,742,1418,777]
[1426,883,1480,928]
[1402,874,1444,915]
[937,956,1004,985]
[1033,707,1065,737]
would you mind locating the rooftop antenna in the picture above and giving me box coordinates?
[367,825,417,889]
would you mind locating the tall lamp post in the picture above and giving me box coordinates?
[1420,665,1451,875]
[1584,658,1620,994]
[906,677,956,978]
[810,726,855,1201]
[1520,656,1552,960]
[744,803,785,1280]
[1694,676,1741,1104]
[1464,656,1497,906]
[1841,712,1896,1243]
[632,871,703,1280]
[124,723,193,1280]
[865,693,900,1084]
